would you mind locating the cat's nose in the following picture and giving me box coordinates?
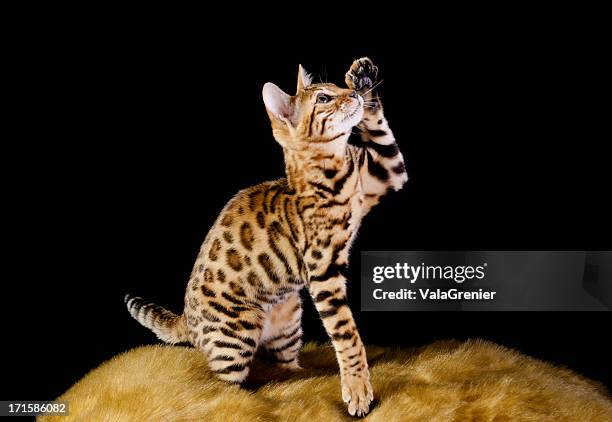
[349,90,358,99]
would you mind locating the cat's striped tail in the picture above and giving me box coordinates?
[125,294,188,344]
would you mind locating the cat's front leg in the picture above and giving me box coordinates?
[308,274,373,417]
[345,57,409,212]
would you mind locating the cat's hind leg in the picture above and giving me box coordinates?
[261,292,303,370]
[197,301,265,383]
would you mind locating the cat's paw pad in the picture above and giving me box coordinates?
[341,372,374,417]
[345,57,379,92]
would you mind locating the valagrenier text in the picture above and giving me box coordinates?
[373,288,497,301]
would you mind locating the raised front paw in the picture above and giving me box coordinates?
[345,57,379,92]
[341,371,374,417]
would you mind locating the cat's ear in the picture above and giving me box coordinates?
[296,64,312,92]
[262,82,294,125]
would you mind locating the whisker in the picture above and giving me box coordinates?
[362,79,384,96]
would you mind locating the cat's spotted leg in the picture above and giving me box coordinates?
[197,299,265,383]
[261,292,303,370]
[308,271,372,417]
[345,57,408,213]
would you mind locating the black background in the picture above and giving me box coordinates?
[3,21,611,401]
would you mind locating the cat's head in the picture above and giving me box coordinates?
[262,65,363,148]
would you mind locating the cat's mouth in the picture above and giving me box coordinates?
[342,103,362,122]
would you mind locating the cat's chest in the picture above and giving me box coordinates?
[304,194,364,237]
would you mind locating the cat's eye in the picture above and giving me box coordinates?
[316,93,332,104]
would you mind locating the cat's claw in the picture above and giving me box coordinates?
[345,57,379,92]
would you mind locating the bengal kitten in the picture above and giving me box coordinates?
[126,57,407,417]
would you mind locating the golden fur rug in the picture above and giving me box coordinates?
[41,340,611,421]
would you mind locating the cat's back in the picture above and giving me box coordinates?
[215,178,293,228]
[188,177,305,305]
[198,178,304,271]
